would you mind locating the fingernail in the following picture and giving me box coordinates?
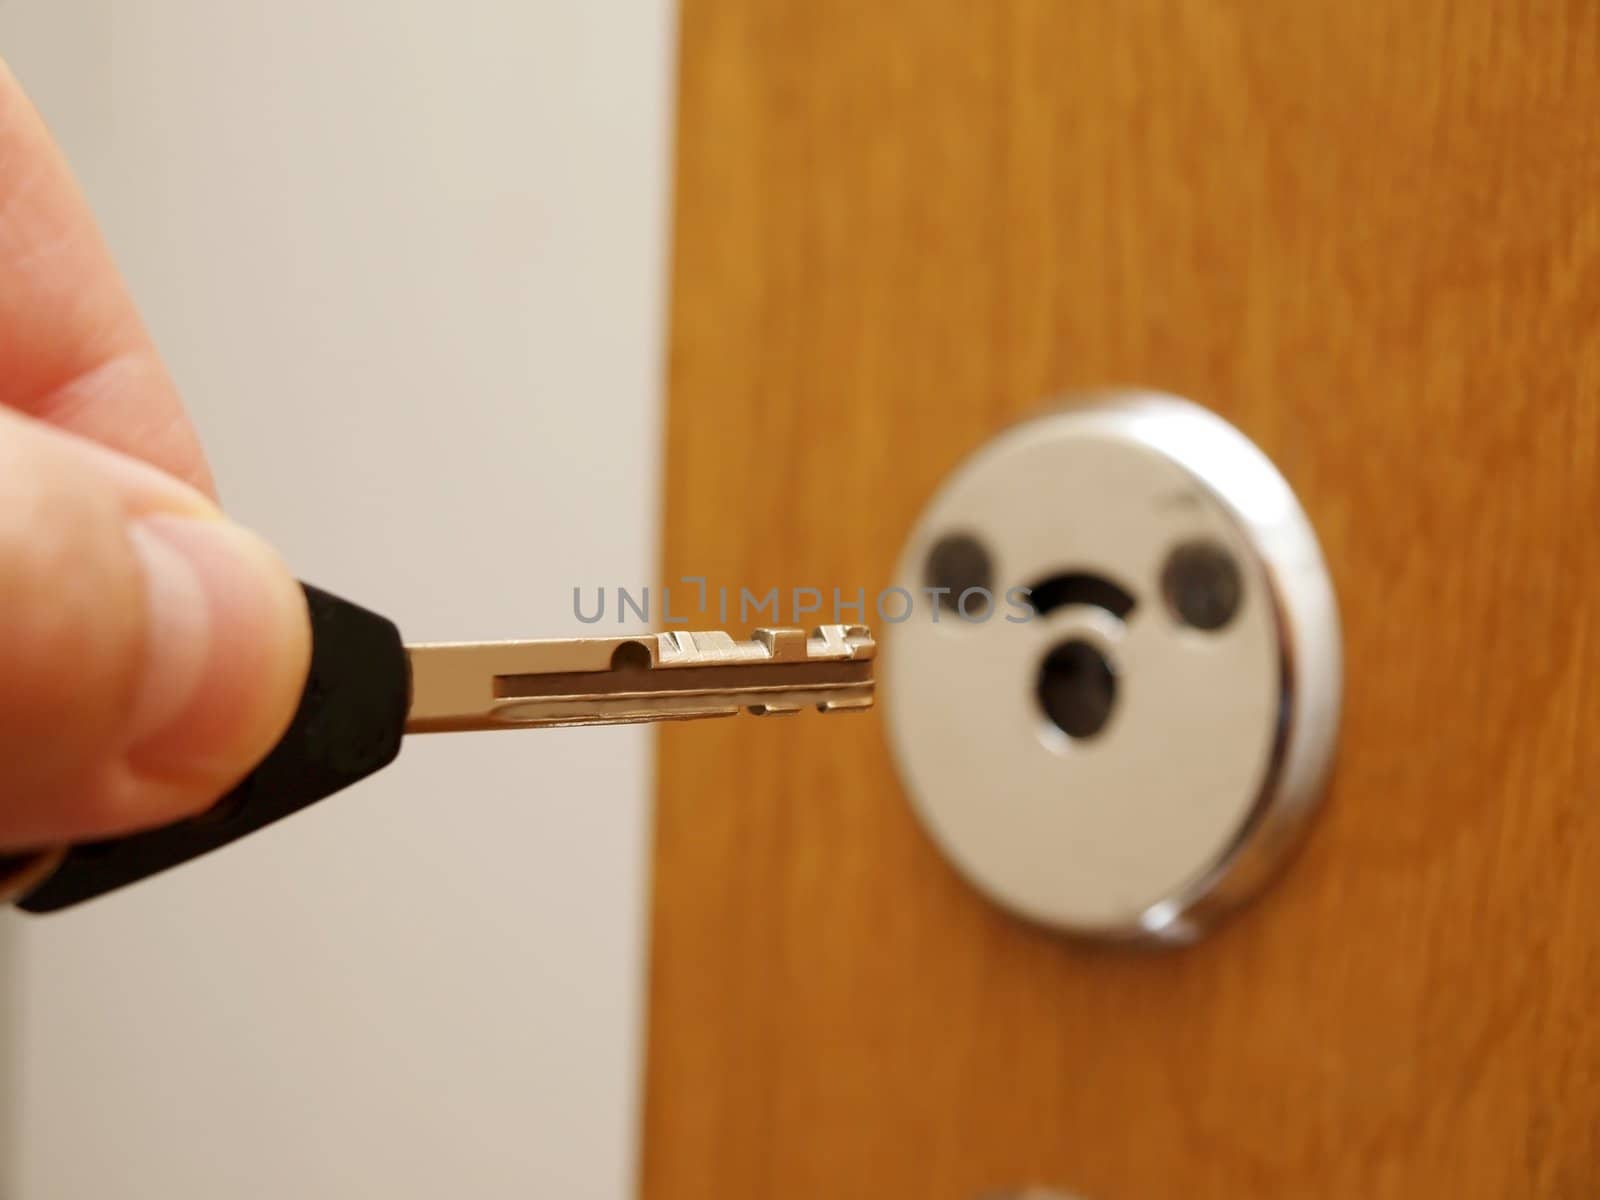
[125,513,310,778]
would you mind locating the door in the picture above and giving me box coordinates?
[641,3,1600,1197]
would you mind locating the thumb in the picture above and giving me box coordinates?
[0,407,311,849]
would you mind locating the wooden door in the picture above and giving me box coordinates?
[642,4,1600,1197]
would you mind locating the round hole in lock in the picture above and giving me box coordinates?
[1035,638,1118,741]
[1161,539,1244,632]
[923,531,993,618]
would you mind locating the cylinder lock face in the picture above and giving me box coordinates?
[883,392,1342,945]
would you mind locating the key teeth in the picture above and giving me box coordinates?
[610,638,659,670]
[753,628,809,661]
[747,703,802,716]
[659,630,746,663]
[818,696,874,713]
[808,624,877,661]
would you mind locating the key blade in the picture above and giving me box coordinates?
[404,626,875,733]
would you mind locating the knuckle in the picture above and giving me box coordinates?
[0,434,145,757]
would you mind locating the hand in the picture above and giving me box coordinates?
[0,61,310,852]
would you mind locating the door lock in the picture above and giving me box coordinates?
[883,391,1342,945]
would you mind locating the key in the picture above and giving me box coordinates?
[6,584,875,912]
[406,624,875,731]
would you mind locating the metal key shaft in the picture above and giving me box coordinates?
[405,625,877,732]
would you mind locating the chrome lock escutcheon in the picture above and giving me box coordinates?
[883,391,1342,945]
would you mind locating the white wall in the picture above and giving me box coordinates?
[0,4,675,1196]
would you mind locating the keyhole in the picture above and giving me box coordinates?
[1035,639,1117,741]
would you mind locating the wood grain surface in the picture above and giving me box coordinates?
[642,3,1600,1196]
